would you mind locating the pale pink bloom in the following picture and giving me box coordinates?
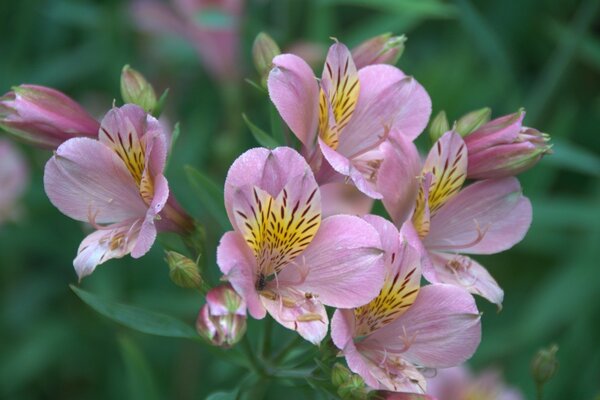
[0,85,99,150]
[131,0,242,81]
[196,284,247,348]
[44,104,191,279]
[383,131,532,306]
[217,146,385,344]
[427,365,523,400]
[268,41,431,198]
[320,182,373,218]
[464,110,551,179]
[331,215,481,393]
[0,139,29,225]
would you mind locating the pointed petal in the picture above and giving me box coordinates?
[268,54,319,147]
[411,172,433,239]
[425,177,532,254]
[217,231,265,319]
[279,215,384,309]
[320,182,373,218]
[378,135,421,226]
[366,284,481,368]
[131,173,169,258]
[44,137,146,224]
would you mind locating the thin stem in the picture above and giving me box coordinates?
[272,334,304,364]
[536,382,544,400]
[241,335,268,378]
[261,316,273,358]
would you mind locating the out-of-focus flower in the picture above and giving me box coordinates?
[131,0,243,81]
[427,365,524,400]
[383,131,532,306]
[252,32,281,87]
[217,147,385,344]
[0,139,29,225]
[120,65,158,113]
[464,110,552,179]
[196,284,247,348]
[351,33,406,69]
[0,85,99,149]
[44,104,192,280]
[319,182,374,218]
[268,41,431,198]
[331,215,481,393]
[285,41,327,69]
[165,251,203,289]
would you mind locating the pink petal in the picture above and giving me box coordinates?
[465,111,524,153]
[98,104,147,148]
[378,135,421,226]
[337,64,431,157]
[366,284,481,368]
[268,54,319,148]
[425,252,504,306]
[425,178,532,254]
[131,173,169,258]
[44,137,146,224]
[319,182,374,218]
[0,140,28,222]
[216,231,265,319]
[279,215,384,309]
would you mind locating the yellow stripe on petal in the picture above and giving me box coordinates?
[101,127,146,186]
[235,185,321,279]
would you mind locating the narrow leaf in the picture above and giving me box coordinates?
[184,165,230,230]
[118,335,161,400]
[242,113,279,149]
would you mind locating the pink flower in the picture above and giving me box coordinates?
[427,365,523,400]
[383,131,532,306]
[268,41,431,198]
[196,284,247,348]
[331,215,481,393]
[131,0,243,81]
[217,146,385,344]
[0,139,29,225]
[0,85,99,149]
[44,104,191,279]
[351,33,406,69]
[464,110,551,179]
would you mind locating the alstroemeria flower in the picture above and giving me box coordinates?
[44,104,190,279]
[0,139,29,225]
[332,215,481,393]
[268,41,431,198]
[384,131,532,306]
[217,146,385,344]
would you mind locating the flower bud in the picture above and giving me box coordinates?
[531,344,559,386]
[337,374,368,400]
[464,110,552,179]
[252,32,281,88]
[455,107,491,137]
[196,284,246,348]
[428,110,450,142]
[0,85,99,149]
[351,33,406,69]
[165,251,203,290]
[331,362,353,387]
[120,65,157,113]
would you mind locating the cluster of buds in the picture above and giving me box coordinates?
[196,284,247,348]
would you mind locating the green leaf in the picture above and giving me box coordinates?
[206,390,239,400]
[70,285,198,339]
[165,122,180,170]
[545,139,600,177]
[318,0,456,18]
[153,88,169,118]
[242,113,279,149]
[118,335,161,400]
[184,165,230,231]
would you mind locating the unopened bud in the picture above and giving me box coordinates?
[429,110,450,142]
[331,362,353,387]
[0,85,99,149]
[120,65,157,113]
[252,32,281,87]
[196,284,247,348]
[531,344,559,386]
[455,107,491,137]
[165,251,203,290]
[351,33,406,69]
[337,373,368,400]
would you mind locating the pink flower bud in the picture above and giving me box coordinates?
[351,33,406,69]
[0,85,99,149]
[0,139,28,225]
[464,110,552,179]
[195,284,246,348]
[120,65,157,113]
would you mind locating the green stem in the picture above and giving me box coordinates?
[272,335,304,364]
[241,335,268,378]
[536,382,544,400]
[261,317,273,358]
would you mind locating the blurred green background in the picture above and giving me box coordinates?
[1,0,599,399]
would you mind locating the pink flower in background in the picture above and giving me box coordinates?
[0,85,99,150]
[383,131,532,306]
[0,139,29,225]
[217,146,385,344]
[331,215,481,393]
[131,0,242,81]
[44,104,190,279]
[268,41,431,198]
[196,284,247,348]
[427,365,523,400]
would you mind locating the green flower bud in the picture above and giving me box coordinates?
[165,251,203,290]
[455,107,491,137]
[429,110,450,142]
[531,344,559,386]
[252,32,281,88]
[120,65,157,113]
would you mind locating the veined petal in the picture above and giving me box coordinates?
[425,177,532,254]
[224,147,313,230]
[318,42,360,150]
[268,54,320,148]
[217,231,266,319]
[280,215,384,309]
[411,172,432,239]
[426,252,504,306]
[367,284,481,368]
[131,173,169,258]
[44,137,146,224]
